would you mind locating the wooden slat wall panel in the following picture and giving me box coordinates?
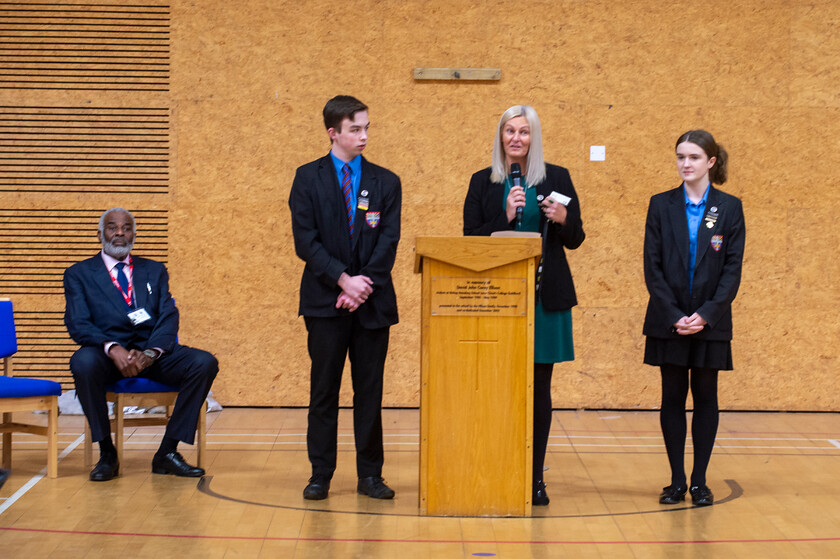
[0,209,168,387]
[13,310,75,388]
[0,3,171,388]
[0,208,168,294]
[0,105,169,194]
[0,1,170,91]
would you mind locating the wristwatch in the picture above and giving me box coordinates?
[143,349,159,361]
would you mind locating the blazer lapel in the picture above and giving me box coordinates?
[91,256,131,315]
[666,187,690,270]
[355,158,377,250]
[318,155,353,257]
[694,187,721,269]
[132,258,148,310]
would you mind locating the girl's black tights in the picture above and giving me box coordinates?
[660,364,719,487]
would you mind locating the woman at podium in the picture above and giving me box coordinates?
[643,130,745,507]
[463,105,585,506]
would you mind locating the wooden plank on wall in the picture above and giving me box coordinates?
[413,67,501,81]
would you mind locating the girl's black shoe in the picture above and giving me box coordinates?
[689,485,714,506]
[659,484,687,504]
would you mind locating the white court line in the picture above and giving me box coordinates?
[0,434,84,516]
[0,474,44,516]
[8,432,839,463]
[103,431,840,451]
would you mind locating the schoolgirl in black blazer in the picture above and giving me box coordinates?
[644,130,745,507]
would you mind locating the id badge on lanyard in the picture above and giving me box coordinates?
[128,308,152,325]
[110,259,134,306]
[110,259,152,325]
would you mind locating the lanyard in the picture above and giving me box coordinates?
[109,256,135,308]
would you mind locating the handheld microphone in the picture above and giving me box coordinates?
[511,163,523,229]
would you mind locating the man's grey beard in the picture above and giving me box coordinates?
[102,238,133,260]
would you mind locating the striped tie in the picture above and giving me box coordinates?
[115,262,129,296]
[341,163,354,238]
[114,262,132,308]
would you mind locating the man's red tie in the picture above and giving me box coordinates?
[341,163,354,238]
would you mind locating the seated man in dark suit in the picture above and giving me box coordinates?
[64,208,218,481]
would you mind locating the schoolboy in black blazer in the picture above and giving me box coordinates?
[289,96,401,501]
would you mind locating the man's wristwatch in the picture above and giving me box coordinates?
[143,349,159,361]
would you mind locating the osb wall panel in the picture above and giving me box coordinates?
[163,0,840,410]
[6,0,839,410]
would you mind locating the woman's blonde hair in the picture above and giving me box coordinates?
[490,105,546,185]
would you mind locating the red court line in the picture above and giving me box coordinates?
[1,525,839,545]
[544,432,840,440]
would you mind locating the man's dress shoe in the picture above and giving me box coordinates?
[690,485,714,506]
[357,476,395,499]
[151,451,205,477]
[659,484,687,504]
[90,454,119,482]
[0,468,10,489]
[303,477,330,500]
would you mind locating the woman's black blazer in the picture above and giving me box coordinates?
[463,164,585,312]
[643,185,745,341]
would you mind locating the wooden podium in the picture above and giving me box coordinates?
[414,235,542,516]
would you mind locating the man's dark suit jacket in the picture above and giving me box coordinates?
[643,185,745,341]
[289,154,401,329]
[463,164,585,312]
[64,254,179,352]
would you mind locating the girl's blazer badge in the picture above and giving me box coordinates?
[711,234,723,252]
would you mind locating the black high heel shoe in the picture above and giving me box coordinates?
[533,480,550,506]
[659,484,687,504]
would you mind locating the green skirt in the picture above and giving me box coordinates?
[534,303,574,364]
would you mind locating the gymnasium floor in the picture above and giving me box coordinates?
[1,408,840,558]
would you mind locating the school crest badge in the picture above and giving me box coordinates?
[365,211,381,228]
[711,234,723,252]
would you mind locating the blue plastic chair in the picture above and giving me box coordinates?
[0,298,62,478]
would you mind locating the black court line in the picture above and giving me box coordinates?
[197,476,741,519]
